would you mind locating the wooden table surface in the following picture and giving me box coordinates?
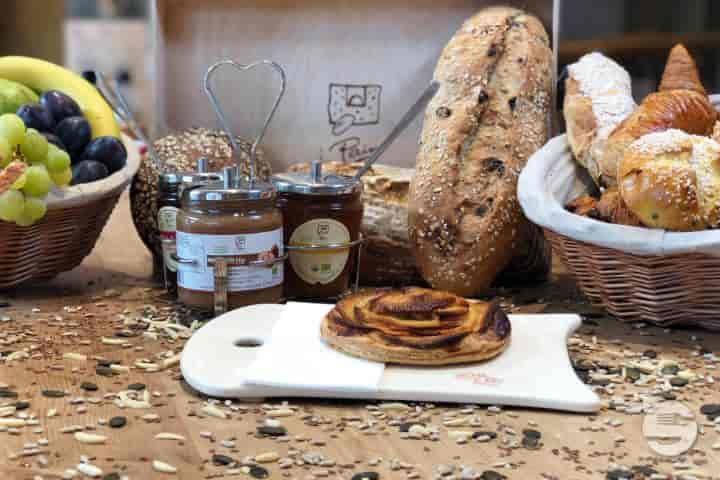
[1,193,719,480]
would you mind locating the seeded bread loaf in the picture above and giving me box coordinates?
[409,6,553,296]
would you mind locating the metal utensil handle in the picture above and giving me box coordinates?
[172,253,288,267]
[203,60,286,183]
[284,238,364,251]
[353,80,440,181]
[90,70,160,166]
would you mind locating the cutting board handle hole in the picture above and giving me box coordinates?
[234,338,263,348]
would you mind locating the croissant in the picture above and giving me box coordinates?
[603,89,717,182]
[320,287,511,365]
[619,129,720,231]
[659,44,706,95]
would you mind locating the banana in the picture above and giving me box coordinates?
[0,56,120,139]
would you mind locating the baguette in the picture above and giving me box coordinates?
[408,6,553,296]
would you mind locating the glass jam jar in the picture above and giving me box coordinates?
[157,158,221,298]
[272,161,363,300]
[176,170,283,313]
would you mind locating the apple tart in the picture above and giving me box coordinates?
[320,287,511,365]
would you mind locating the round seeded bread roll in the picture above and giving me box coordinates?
[320,288,511,366]
[619,129,720,231]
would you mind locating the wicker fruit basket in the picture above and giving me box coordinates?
[518,96,720,329]
[0,135,141,288]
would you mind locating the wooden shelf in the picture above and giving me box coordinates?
[559,31,720,63]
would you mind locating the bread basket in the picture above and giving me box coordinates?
[0,135,141,288]
[518,95,720,329]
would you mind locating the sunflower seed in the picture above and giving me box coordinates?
[352,473,379,480]
[109,416,127,428]
[80,382,98,392]
[249,465,269,478]
[212,454,235,466]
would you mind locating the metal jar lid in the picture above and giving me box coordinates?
[182,167,276,205]
[158,157,221,190]
[272,161,361,196]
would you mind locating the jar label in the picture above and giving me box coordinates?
[289,218,350,285]
[163,242,178,273]
[158,206,178,240]
[176,229,283,292]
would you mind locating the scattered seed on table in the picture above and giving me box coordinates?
[102,473,120,480]
[109,416,127,428]
[41,390,67,398]
[74,432,108,444]
[249,465,269,479]
[473,431,497,440]
[522,436,540,449]
[80,382,98,392]
[700,404,720,416]
[352,472,379,480]
[127,383,146,391]
[212,454,235,466]
[0,390,18,398]
[95,366,114,377]
[254,451,280,463]
[398,422,424,432]
[152,460,177,474]
[480,471,506,480]
[670,377,688,387]
[257,426,287,437]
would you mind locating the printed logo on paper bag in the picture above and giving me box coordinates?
[328,83,382,136]
[456,372,503,387]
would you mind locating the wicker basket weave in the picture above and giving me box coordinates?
[519,96,720,329]
[545,229,720,328]
[0,135,141,289]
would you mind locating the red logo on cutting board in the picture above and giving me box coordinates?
[456,372,503,386]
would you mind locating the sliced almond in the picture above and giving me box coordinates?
[74,432,107,444]
[254,451,280,463]
[0,418,26,427]
[201,404,227,419]
[152,460,177,474]
[76,463,103,477]
[62,352,87,362]
[155,432,186,441]
[161,353,181,370]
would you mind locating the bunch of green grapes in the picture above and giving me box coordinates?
[0,113,72,226]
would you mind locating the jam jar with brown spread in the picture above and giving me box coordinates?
[176,170,283,312]
[157,159,221,298]
[273,161,363,300]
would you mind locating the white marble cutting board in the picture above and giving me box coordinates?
[180,302,600,413]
